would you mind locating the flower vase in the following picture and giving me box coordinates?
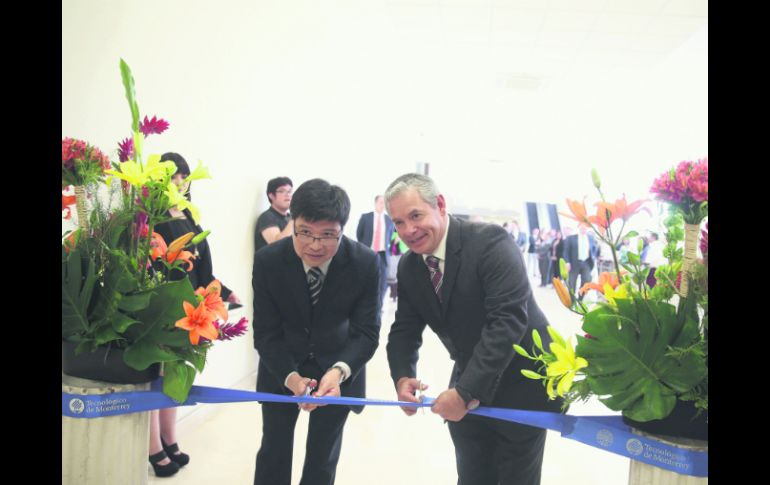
[62,340,160,383]
[624,401,708,484]
[62,341,160,485]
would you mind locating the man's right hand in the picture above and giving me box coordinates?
[286,373,318,412]
[395,377,428,416]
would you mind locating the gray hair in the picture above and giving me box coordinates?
[384,173,440,211]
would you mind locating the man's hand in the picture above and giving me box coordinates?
[395,377,428,416]
[313,368,343,406]
[431,388,470,422]
[226,292,242,305]
[286,373,318,412]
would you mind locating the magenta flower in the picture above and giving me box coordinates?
[134,211,149,239]
[118,137,134,162]
[650,157,708,224]
[139,115,170,137]
[217,317,249,341]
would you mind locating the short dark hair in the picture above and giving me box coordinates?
[161,152,190,177]
[374,195,383,203]
[290,178,350,227]
[267,177,293,199]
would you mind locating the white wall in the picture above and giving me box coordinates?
[63,0,708,407]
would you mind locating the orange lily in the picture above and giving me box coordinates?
[589,201,616,230]
[149,232,168,260]
[166,233,196,271]
[613,196,648,221]
[195,279,228,321]
[553,278,572,308]
[176,300,218,345]
[579,272,619,295]
[559,198,590,225]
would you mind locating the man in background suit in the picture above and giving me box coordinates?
[252,179,381,485]
[356,195,395,304]
[563,223,599,301]
[384,173,563,485]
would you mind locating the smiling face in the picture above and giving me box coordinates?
[292,217,342,267]
[386,188,447,255]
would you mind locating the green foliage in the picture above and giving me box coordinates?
[577,297,706,421]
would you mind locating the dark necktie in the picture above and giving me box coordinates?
[308,267,323,306]
[425,256,443,300]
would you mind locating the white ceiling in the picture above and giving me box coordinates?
[384,0,707,91]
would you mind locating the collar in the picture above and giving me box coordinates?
[302,258,332,275]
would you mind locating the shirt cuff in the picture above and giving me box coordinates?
[284,371,299,389]
[331,361,351,383]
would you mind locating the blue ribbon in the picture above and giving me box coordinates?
[62,382,707,477]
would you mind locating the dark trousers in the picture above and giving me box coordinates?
[568,259,593,301]
[254,359,351,485]
[376,251,388,305]
[448,414,547,485]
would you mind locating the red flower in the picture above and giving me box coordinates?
[139,115,170,136]
[118,137,134,162]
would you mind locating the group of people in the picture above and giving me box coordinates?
[148,163,568,485]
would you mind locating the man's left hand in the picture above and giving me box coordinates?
[313,368,343,406]
[430,388,469,422]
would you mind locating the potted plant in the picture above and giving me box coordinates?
[515,160,708,444]
[62,59,247,403]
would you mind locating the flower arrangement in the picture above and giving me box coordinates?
[515,161,708,429]
[62,59,247,402]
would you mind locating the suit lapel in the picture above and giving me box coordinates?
[282,241,312,327]
[440,216,462,316]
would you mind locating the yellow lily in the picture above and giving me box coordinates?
[602,283,628,307]
[105,154,176,188]
[165,182,202,224]
[545,337,588,398]
[185,160,212,183]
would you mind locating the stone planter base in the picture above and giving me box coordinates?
[62,374,151,485]
[628,430,708,485]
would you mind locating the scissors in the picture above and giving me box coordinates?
[415,379,426,413]
[299,379,318,409]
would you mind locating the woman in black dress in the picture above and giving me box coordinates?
[148,152,241,477]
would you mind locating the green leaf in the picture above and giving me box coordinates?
[123,339,180,370]
[110,311,140,333]
[120,59,140,132]
[622,230,639,240]
[163,360,197,403]
[577,297,706,421]
[130,279,196,343]
[627,252,640,266]
[62,249,95,338]
[117,291,154,312]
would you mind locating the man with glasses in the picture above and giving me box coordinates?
[254,176,295,253]
[252,178,381,485]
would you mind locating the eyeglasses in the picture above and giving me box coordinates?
[275,189,293,195]
[294,230,341,247]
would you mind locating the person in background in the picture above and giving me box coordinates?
[254,177,294,254]
[356,195,395,305]
[148,152,241,477]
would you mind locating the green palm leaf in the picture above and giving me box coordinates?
[577,297,706,422]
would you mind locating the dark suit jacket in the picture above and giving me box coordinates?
[564,234,599,270]
[356,211,395,253]
[387,216,562,412]
[252,236,381,412]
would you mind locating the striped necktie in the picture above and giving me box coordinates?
[307,267,323,306]
[425,256,443,300]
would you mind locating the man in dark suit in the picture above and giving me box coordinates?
[563,223,599,301]
[356,195,395,304]
[252,179,381,485]
[384,173,563,485]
